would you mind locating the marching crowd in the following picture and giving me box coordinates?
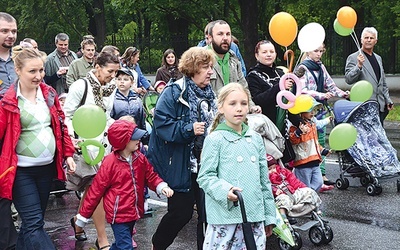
[0,10,393,250]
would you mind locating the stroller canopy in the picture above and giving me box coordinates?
[333,100,362,123]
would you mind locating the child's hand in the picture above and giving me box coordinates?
[299,123,310,134]
[227,187,243,202]
[265,224,274,237]
[162,187,174,197]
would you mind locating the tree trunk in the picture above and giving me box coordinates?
[238,0,258,73]
[166,16,189,58]
[85,0,106,48]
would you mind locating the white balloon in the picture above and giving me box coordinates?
[297,23,326,52]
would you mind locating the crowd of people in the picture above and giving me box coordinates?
[0,10,394,250]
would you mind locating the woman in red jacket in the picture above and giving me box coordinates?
[267,154,321,222]
[76,120,173,250]
[0,48,76,250]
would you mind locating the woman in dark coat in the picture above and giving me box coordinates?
[155,49,183,83]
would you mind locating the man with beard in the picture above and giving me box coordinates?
[45,33,78,94]
[0,12,17,97]
[208,20,248,94]
[66,38,97,87]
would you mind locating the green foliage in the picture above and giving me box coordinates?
[2,0,400,74]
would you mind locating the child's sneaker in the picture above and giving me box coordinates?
[132,237,137,249]
[319,184,334,192]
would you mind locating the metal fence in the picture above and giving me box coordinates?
[40,27,400,76]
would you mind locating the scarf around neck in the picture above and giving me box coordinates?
[301,59,324,93]
[86,71,116,111]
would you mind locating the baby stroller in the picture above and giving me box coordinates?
[142,91,160,127]
[332,100,400,196]
[247,113,333,249]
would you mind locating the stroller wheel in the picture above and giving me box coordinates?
[309,226,325,246]
[366,184,378,196]
[322,225,334,244]
[336,178,349,190]
[359,176,370,187]
[397,180,400,192]
[278,231,302,250]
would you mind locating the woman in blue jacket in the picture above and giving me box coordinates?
[148,47,217,250]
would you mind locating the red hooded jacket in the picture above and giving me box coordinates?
[269,164,307,197]
[79,121,166,223]
[0,82,75,200]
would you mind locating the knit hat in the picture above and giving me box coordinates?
[107,120,148,151]
[58,93,67,100]
[154,80,167,90]
[266,154,278,167]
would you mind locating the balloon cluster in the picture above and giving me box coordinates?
[72,105,107,166]
[334,6,357,37]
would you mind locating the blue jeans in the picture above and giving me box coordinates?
[294,165,323,191]
[110,221,136,250]
[12,163,55,250]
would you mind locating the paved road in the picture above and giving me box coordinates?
[41,154,400,250]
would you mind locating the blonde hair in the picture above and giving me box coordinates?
[178,47,215,78]
[210,83,250,132]
[118,115,136,124]
[13,48,43,70]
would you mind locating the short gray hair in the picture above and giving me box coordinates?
[55,33,69,44]
[0,12,16,23]
[361,27,378,40]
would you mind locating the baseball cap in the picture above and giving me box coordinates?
[306,97,323,112]
[116,68,134,78]
[131,127,148,140]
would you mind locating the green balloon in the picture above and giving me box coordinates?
[72,105,106,139]
[81,139,105,166]
[333,19,353,36]
[350,80,373,102]
[329,123,357,151]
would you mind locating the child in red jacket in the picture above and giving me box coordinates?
[75,120,174,249]
[267,154,321,223]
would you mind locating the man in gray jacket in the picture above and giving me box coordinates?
[345,27,393,124]
[45,33,78,94]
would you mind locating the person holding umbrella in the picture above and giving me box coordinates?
[148,47,217,250]
[197,83,276,249]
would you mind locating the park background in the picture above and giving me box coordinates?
[2,0,400,75]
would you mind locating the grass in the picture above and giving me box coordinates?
[386,104,400,121]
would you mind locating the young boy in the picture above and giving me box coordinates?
[75,120,173,249]
[267,154,321,224]
[289,97,332,192]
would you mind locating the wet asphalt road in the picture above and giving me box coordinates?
[37,121,400,250]
[40,152,400,250]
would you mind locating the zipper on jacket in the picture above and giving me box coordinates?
[112,195,120,224]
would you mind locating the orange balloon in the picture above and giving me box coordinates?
[337,6,357,29]
[269,12,298,47]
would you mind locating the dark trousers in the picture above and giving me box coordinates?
[152,174,205,250]
[12,163,55,250]
[379,109,389,126]
[110,221,136,250]
[0,198,17,250]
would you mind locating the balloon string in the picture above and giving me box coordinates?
[350,31,361,51]
[295,52,304,69]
